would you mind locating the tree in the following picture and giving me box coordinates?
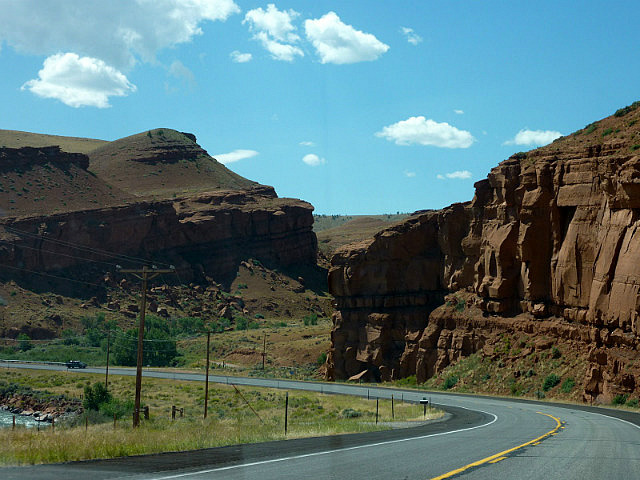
[83,382,111,411]
[17,333,32,352]
[111,317,178,367]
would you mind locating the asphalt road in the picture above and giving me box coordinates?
[2,361,640,479]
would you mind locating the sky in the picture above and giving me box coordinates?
[1,1,639,215]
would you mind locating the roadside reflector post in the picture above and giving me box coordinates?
[420,397,429,418]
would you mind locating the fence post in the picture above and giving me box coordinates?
[391,394,394,420]
[12,415,15,430]
[375,398,379,425]
[284,392,289,435]
[172,405,176,420]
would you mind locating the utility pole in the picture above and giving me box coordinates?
[262,334,267,370]
[104,327,111,390]
[119,265,174,427]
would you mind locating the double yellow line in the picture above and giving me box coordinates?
[431,412,562,479]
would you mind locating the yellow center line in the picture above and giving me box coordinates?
[430,412,562,480]
[488,456,506,464]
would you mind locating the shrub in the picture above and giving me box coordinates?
[543,374,561,391]
[254,313,265,319]
[614,101,640,117]
[630,145,640,151]
[303,314,318,326]
[551,346,561,359]
[602,128,614,136]
[443,375,459,390]
[248,321,260,330]
[17,333,32,352]
[584,123,597,134]
[612,394,629,405]
[626,398,639,408]
[317,352,327,366]
[83,382,111,411]
[560,377,575,393]
[235,317,248,330]
[341,408,362,418]
[99,397,135,419]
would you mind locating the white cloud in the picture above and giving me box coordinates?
[302,153,326,166]
[22,53,136,108]
[503,129,563,146]
[299,141,315,146]
[437,170,472,180]
[404,170,416,178]
[454,109,464,115]
[214,149,259,165]
[400,27,422,45]
[0,0,240,70]
[230,50,253,63]
[376,116,475,148]
[169,60,195,85]
[305,12,389,64]
[243,4,303,62]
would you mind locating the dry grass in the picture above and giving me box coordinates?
[0,369,442,465]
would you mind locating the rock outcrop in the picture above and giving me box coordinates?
[328,102,640,402]
[0,185,316,287]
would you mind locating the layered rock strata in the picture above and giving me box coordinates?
[0,184,316,286]
[328,106,640,401]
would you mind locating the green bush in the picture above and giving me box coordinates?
[254,313,265,319]
[584,123,597,134]
[612,394,629,405]
[317,351,327,366]
[551,346,561,359]
[235,317,248,330]
[630,144,640,151]
[17,333,32,352]
[602,128,614,136]
[543,374,561,391]
[303,314,318,326]
[560,377,575,393]
[83,382,111,411]
[99,397,135,419]
[626,398,639,408]
[443,375,459,390]
[341,408,362,418]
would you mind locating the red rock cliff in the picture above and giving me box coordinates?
[328,103,640,402]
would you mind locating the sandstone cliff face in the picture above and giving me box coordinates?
[0,185,316,287]
[328,105,640,402]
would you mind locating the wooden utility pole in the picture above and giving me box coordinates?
[204,331,211,419]
[119,265,174,427]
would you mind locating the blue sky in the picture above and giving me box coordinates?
[1,1,639,214]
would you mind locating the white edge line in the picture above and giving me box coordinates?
[151,409,498,479]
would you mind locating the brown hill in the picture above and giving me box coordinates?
[328,101,640,404]
[0,129,106,154]
[0,146,132,217]
[315,215,409,256]
[88,128,256,199]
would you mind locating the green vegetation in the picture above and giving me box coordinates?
[613,101,640,117]
[612,393,629,405]
[316,351,327,366]
[602,128,614,136]
[630,144,640,151]
[303,313,318,326]
[442,375,459,390]
[560,377,575,393]
[584,123,598,134]
[551,346,561,359]
[543,373,561,391]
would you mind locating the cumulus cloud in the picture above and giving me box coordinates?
[0,0,239,69]
[21,53,136,108]
[214,149,259,165]
[400,27,422,45]
[230,50,252,63]
[437,170,472,180]
[305,12,389,64]
[302,153,326,166]
[243,4,303,62]
[376,116,475,148]
[454,109,464,115]
[299,141,315,146]
[503,129,563,146]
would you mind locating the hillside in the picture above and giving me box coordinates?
[0,129,106,154]
[88,129,256,199]
[328,101,640,405]
[314,214,409,256]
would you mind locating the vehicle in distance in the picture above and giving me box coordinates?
[66,360,87,369]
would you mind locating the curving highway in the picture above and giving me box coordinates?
[1,362,639,479]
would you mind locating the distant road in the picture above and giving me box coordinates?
[2,361,640,480]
